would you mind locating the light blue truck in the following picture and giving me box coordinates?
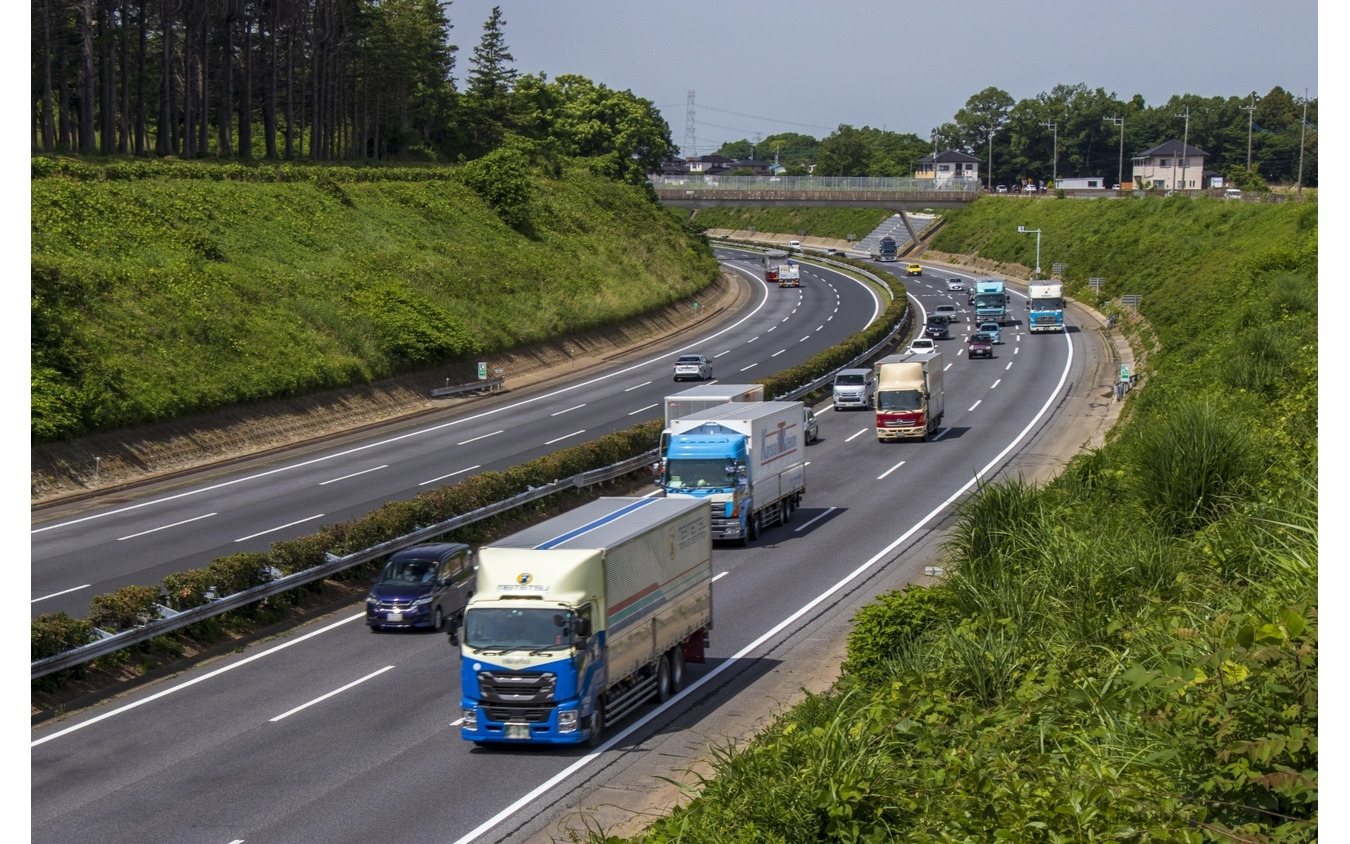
[660,401,807,545]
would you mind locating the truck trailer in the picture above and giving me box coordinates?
[874,351,945,441]
[661,401,807,545]
[972,279,1010,325]
[762,249,791,285]
[664,384,766,427]
[459,496,713,747]
[1027,282,1065,332]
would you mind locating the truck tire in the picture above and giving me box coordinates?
[586,698,605,749]
[748,512,760,542]
[656,654,674,703]
[668,645,686,692]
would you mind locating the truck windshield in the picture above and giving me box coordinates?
[877,389,923,411]
[665,459,734,490]
[1030,297,1064,309]
[973,294,1004,308]
[464,607,571,651]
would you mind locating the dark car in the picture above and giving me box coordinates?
[924,315,951,340]
[968,332,994,358]
[367,543,474,633]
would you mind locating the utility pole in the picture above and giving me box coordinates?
[1107,116,1124,188]
[1044,121,1057,185]
[1178,105,1191,191]
[1297,90,1308,195]
[1240,93,1257,169]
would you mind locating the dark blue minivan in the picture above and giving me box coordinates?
[366,543,474,633]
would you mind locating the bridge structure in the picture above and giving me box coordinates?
[652,175,982,247]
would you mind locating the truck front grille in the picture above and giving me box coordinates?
[477,670,556,706]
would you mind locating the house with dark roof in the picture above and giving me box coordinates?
[915,149,982,187]
[1131,139,1209,191]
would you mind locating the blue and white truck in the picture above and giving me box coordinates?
[1027,282,1065,332]
[459,496,712,747]
[972,278,1010,325]
[660,401,807,545]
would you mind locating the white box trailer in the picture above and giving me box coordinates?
[459,496,712,747]
[664,384,766,427]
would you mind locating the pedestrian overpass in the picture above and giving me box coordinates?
[652,175,981,247]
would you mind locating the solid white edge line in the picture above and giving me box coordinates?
[452,330,1074,844]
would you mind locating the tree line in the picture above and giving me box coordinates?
[30,1,673,178]
[716,84,1317,189]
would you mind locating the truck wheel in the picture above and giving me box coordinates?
[748,512,760,542]
[782,498,793,524]
[669,646,686,692]
[656,654,673,703]
[586,699,605,749]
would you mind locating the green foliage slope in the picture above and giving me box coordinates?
[31,159,718,442]
[625,196,1317,842]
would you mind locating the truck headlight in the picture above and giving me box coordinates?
[462,707,478,729]
[558,709,579,733]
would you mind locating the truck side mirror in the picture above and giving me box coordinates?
[576,618,592,639]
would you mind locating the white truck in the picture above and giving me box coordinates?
[458,496,713,747]
[659,401,807,545]
[1027,282,1065,332]
[874,351,945,441]
[664,384,766,427]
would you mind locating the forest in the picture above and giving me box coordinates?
[31,1,1315,190]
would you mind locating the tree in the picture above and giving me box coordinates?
[954,87,1013,189]
[462,4,516,156]
[813,124,867,176]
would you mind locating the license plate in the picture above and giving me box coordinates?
[387,611,403,621]
[505,724,530,740]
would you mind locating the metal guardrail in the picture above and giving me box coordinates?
[651,175,984,193]
[430,376,504,398]
[32,452,658,678]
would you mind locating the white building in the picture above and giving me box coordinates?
[915,150,982,187]
[1131,139,1209,191]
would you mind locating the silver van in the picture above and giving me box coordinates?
[832,368,875,410]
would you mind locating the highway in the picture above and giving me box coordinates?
[30,249,881,619]
[32,255,1097,844]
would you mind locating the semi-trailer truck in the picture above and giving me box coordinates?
[1027,282,1065,332]
[660,401,807,545]
[972,279,1010,324]
[762,249,791,285]
[458,496,713,747]
[874,351,945,441]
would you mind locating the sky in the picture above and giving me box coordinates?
[445,0,1319,156]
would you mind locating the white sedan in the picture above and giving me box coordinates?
[946,278,965,292]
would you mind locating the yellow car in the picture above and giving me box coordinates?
[906,263,923,277]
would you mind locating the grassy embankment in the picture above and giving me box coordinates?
[612,195,1318,842]
[32,158,719,443]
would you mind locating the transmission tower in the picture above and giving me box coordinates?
[683,91,696,159]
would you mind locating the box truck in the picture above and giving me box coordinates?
[874,351,945,441]
[1027,282,1065,332]
[664,384,766,427]
[660,401,807,545]
[459,496,713,747]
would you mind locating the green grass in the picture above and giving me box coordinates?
[31,159,719,441]
[612,195,1317,843]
